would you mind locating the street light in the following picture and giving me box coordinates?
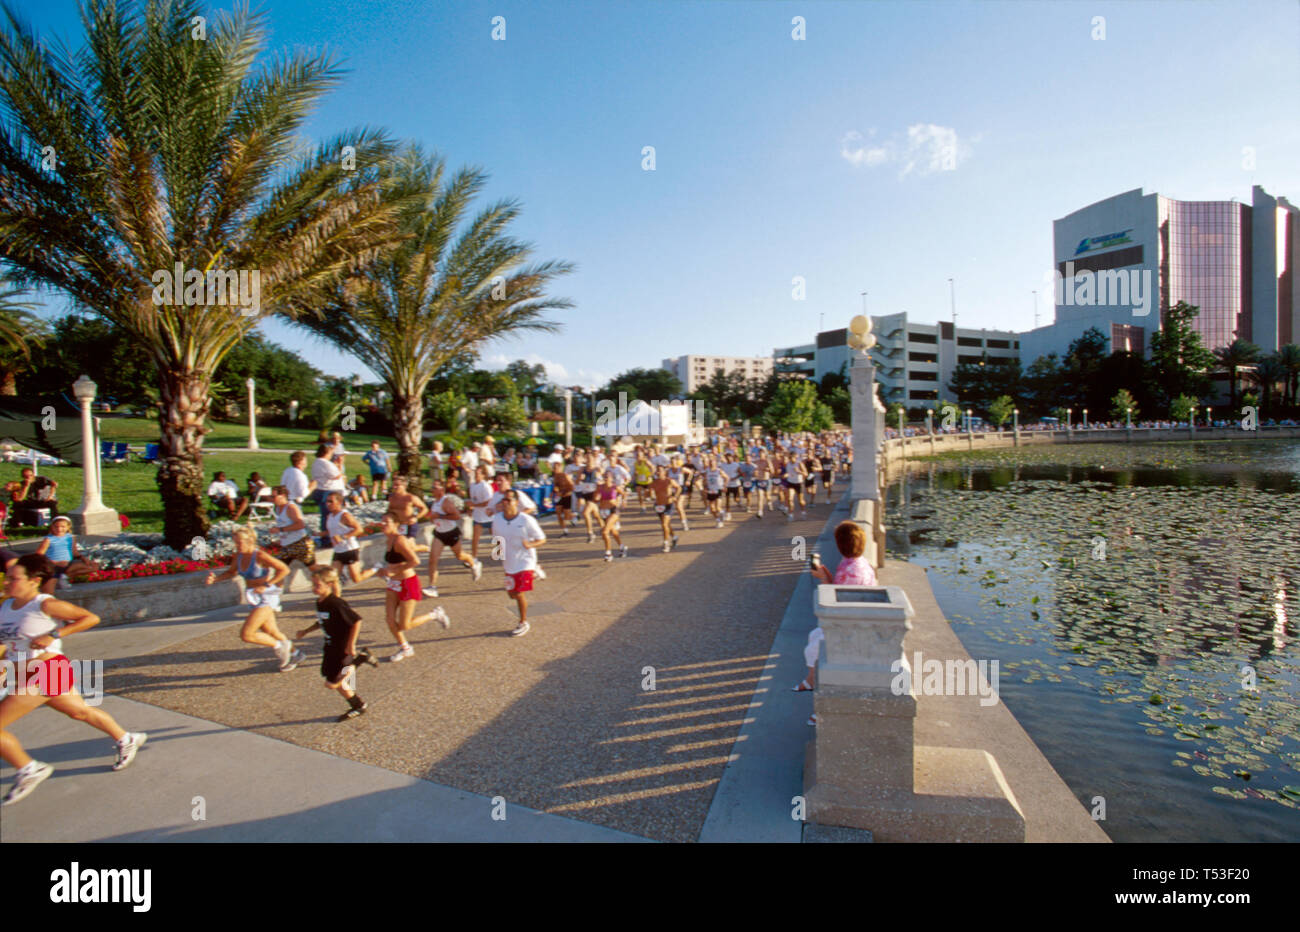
[1013,408,1019,433]
[1066,408,1072,432]
[1082,408,1088,429]
[1206,407,1212,428]
[966,408,973,434]
[246,377,259,451]
[69,375,119,535]
[1126,407,1133,430]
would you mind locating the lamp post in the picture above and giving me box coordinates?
[564,388,573,448]
[1013,408,1019,446]
[289,399,298,426]
[69,375,120,536]
[246,378,259,451]
[1066,408,1072,431]
[1126,407,1132,430]
[1206,407,1212,430]
[1082,408,1088,429]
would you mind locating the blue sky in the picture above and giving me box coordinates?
[17,0,1300,389]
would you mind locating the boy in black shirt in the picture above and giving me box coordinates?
[298,566,378,721]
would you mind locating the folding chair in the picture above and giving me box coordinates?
[247,486,275,521]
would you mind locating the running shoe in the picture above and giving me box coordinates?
[671,535,679,549]
[662,541,670,553]
[682,521,690,532]
[536,566,547,580]
[715,519,723,528]
[724,511,731,522]
[432,606,451,629]
[422,586,439,598]
[57,576,72,590]
[560,528,568,537]
[471,560,483,581]
[510,621,530,637]
[604,551,613,562]
[388,644,414,662]
[801,510,807,518]
[353,649,379,668]
[279,649,304,672]
[586,533,595,544]
[337,702,367,722]
[112,733,148,771]
[2,761,53,805]
[273,639,291,665]
[619,545,628,558]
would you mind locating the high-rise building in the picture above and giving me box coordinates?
[661,354,774,395]
[1020,185,1297,365]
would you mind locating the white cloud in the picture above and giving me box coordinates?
[840,123,972,177]
[480,352,609,392]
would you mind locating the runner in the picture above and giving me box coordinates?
[575,458,604,543]
[818,444,835,504]
[205,526,303,671]
[550,462,575,536]
[783,454,809,520]
[752,452,772,519]
[0,554,148,806]
[466,464,495,564]
[649,465,681,553]
[632,449,654,512]
[423,478,482,597]
[362,440,392,499]
[668,456,692,532]
[720,453,742,518]
[595,471,628,561]
[738,453,756,513]
[703,455,727,528]
[324,492,378,586]
[489,489,547,637]
[296,565,378,722]
[803,449,821,517]
[369,512,449,661]
[386,476,430,553]
[271,486,315,570]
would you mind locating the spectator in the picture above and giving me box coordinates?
[35,515,99,592]
[207,471,248,520]
[279,451,313,505]
[362,440,391,498]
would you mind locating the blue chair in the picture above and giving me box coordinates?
[100,440,115,462]
[113,442,129,461]
[135,442,160,463]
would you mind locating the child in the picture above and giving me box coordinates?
[297,566,379,721]
[34,516,98,593]
[246,472,268,502]
[347,474,370,506]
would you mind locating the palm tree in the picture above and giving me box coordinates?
[0,0,409,547]
[1250,354,1287,415]
[1279,344,1300,409]
[1213,338,1260,411]
[0,273,49,394]
[290,147,573,477]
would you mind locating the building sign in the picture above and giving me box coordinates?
[1074,229,1134,256]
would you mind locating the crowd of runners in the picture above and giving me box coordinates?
[0,429,853,807]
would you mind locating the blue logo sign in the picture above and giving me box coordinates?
[1075,230,1133,256]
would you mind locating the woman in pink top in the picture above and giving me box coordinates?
[794,522,877,724]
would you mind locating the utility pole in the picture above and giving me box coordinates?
[948,278,956,326]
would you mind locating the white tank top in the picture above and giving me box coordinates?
[785,462,801,482]
[326,510,359,552]
[432,495,460,533]
[0,594,62,657]
[275,503,306,545]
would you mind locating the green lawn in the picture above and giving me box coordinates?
[95,417,397,449]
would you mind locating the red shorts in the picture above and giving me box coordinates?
[12,654,76,697]
[505,570,535,593]
[386,575,424,602]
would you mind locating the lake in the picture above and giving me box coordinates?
[885,439,1300,842]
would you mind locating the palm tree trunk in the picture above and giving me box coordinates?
[392,392,425,484]
[155,367,212,550]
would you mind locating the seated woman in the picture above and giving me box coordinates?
[34,516,99,592]
[207,471,248,520]
[346,474,370,506]
[793,521,877,724]
[246,472,269,502]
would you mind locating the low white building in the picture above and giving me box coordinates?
[661,354,773,394]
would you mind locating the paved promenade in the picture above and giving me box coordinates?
[3,498,839,843]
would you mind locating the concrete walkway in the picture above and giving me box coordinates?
[3,495,840,843]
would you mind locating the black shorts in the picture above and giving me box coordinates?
[333,549,360,566]
[371,471,388,480]
[705,491,721,502]
[322,649,352,683]
[434,527,462,547]
[821,470,832,483]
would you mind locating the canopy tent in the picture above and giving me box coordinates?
[592,400,693,443]
[0,400,85,467]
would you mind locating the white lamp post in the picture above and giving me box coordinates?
[564,388,573,449]
[1082,408,1088,429]
[1013,407,1019,445]
[246,378,259,450]
[69,375,120,536]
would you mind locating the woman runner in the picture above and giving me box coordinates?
[595,471,628,561]
[370,512,449,661]
[1,554,148,806]
[424,479,482,597]
[297,566,378,722]
[271,486,316,569]
[206,526,302,671]
[668,456,692,532]
[324,492,378,586]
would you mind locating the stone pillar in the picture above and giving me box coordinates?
[69,375,120,537]
[850,353,883,501]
